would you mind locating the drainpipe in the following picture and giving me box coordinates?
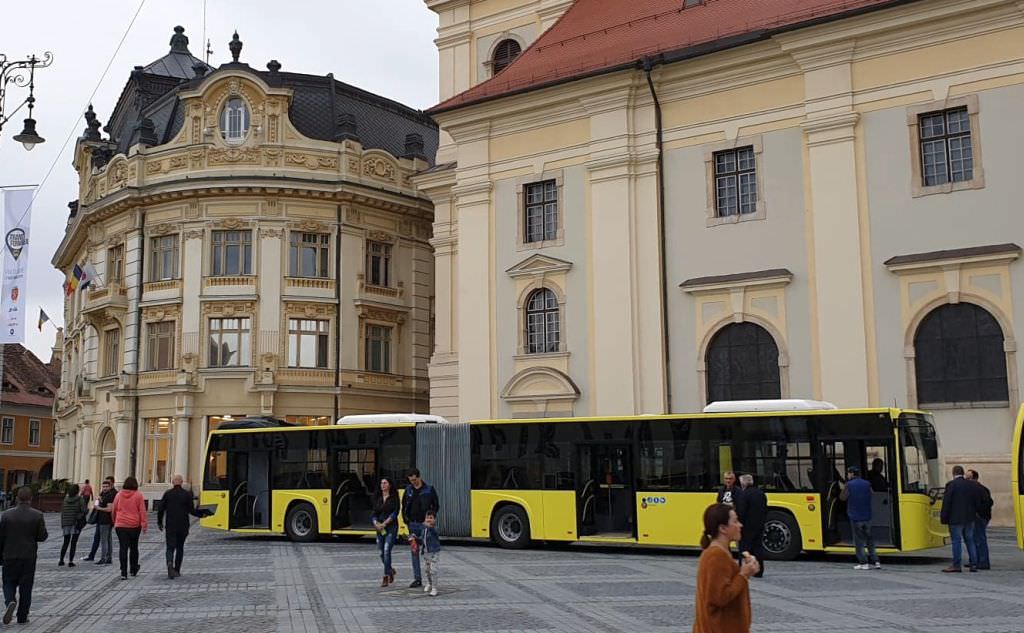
[334,204,343,422]
[130,208,147,476]
[643,56,672,414]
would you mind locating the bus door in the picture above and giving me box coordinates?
[817,439,897,548]
[577,444,634,537]
[331,447,376,530]
[228,449,271,529]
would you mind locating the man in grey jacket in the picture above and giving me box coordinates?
[0,487,49,624]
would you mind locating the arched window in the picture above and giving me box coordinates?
[526,288,559,354]
[492,39,522,75]
[706,322,781,403]
[914,303,1008,405]
[100,428,117,481]
[220,97,250,144]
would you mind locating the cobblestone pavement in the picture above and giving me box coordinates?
[12,515,1024,632]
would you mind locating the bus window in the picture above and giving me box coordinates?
[898,414,941,495]
[539,424,575,490]
[380,427,415,483]
[731,417,814,492]
[637,420,715,491]
[471,424,538,490]
[204,434,228,490]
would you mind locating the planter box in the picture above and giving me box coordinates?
[33,493,65,513]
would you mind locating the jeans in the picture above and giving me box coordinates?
[852,520,879,565]
[1,558,35,621]
[423,551,440,588]
[116,527,142,576]
[974,518,990,567]
[949,522,977,568]
[60,532,81,563]
[408,522,424,581]
[165,530,188,572]
[98,524,113,562]
[87,526,102,559]
[376,525,397,576]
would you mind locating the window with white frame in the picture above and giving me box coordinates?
[0,417,13,444]
[918,107,973,187]
[144,418,172,484]
[525,288,560,354]
[366,241,392,287]
[103,328,120,377]
[208,317,251,367]
[524,180,558,243]
[107,244,124,284]
[150,235,179,281]
[28,419,40,447]
[364,324,392,373]
[220,97,250,144]
[211,230,253,276]
[289,232,330,278]
[713,146,757,217]
[146,321,175,370]
[288,319,329,368]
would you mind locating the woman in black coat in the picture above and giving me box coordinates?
[371,477,400,587]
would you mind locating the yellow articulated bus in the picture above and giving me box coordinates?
[1012,404,1024,550]
[200,402,947,560]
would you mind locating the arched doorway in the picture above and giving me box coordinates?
[38,461,53,481]
[99,428,116,481]
[706,322,781,403]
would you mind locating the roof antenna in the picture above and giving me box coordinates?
[202,0,209,63]
[206,39,213,64]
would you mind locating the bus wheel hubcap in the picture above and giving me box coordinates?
[498,513,522,542]
[763,521,791,554]
[293,511,312,536]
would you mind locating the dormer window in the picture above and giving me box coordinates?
[492,39,522,75]
[220,97,250,144]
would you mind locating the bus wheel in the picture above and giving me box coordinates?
[285,503,318,543]
[491,505,531,549]
[761,510,801,561]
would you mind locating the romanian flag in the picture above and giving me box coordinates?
[66,274,79,294]
[73,263,89,290]
[38,308,50,331]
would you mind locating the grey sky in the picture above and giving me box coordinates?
[1,0,440,361]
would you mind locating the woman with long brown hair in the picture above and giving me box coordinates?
[693,503,759,633]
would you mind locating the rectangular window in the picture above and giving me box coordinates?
[288,319,329,368]
[28,420,40,447]
[713,147,757,217]
[524,180,557,243]
[0,417,13,444]
[146,321,175,370]
[107,244,124,283]
[104,329,120,377]
[150,235,179,281]
[364,324,392,373]
[289,232,330,278]
[208,317,251,367]
[211,230,253,276]
[366,241,392,287]
[919,107,973,187]
[145,418,172,484]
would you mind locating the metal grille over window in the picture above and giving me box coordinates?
[211,230,252,276]
[208,317,251,367]
[364,324,392,373]
[526,288,559,354]
[913,303,1008,405]
[524,180,557,243]
[919,107,972,187]
[288,319,329,368]
[289,232,330,278]
[713,146,757,217]
[706,322,780,403]
[492,39,522,74]
[220,97,250,144]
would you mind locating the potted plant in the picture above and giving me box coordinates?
[32,478,70,512]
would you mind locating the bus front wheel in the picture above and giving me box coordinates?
[491,505,531,549]
[285,502,318,543]
[761,510,801,561]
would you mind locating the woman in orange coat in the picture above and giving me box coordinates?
[693,503,759,633]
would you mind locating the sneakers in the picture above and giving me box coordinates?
[3,601,16,625]
[423,583,432,593]
[68,562,76,568]
[429,587,438,597]
[853,564,870,570]
[408,579,422,588]
[874,562,882,570]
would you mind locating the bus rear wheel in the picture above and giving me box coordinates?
[491,505,531,549]
[285,502,318,543]
[761,510,801,561]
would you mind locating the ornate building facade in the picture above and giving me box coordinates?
[0,339,61,489]
[420,0,1024,523]
[51,28,437,498]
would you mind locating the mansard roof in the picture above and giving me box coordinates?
[0,344,60,409]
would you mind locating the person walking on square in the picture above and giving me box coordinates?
[717,471,739,506]
[841,467,880,570]
[0,486,48,625]
[402,468,439,589]
[80,479,94,505]
[112,476,148,579]
[83,476,116,562]
[58,484,87,567]
[966,469,993,570]
[89,478,117,565]
[157,475,204,579]
[693,503,757,633]
[941,465,982,573]
[736,474,767,578]
[372,477,400,587]
[421,511,442,597]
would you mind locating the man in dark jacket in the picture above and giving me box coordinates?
[940,465,982,572]
[841,466,880,570]
[966,469,993,570]
[736,474,767,577]
[401,468,439,588]
[157,475,206,579]
[0,487,48,624]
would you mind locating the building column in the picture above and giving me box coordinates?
[71,428,81,483]
[174,416,190,483]
[52,433,63,479]
[114,417,131,485]
[79,424,93,486]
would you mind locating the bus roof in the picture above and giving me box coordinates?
[210,421,416,434]
[470,407,929,426]
[337,413,450,425]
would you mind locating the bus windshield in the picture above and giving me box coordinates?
[898,413,941,495]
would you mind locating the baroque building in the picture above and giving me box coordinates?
[0,339,61,489]
[51,28,437,498]
[419,0,1024,524]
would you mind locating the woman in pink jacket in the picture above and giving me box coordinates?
[111,476,147,579]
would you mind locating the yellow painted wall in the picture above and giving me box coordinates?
[489,119,590,163]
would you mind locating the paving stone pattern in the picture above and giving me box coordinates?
[16,515,1024,632]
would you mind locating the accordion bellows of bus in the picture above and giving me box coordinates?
[199,401,948,560]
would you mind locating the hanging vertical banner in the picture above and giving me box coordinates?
[0,188,34,344]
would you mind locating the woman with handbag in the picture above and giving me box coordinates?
[371,477,400,587]
[59,484,88,567]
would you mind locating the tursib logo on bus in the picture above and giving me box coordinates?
[640,496,667,509]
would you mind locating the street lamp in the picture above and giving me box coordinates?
[1,52,53,150]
